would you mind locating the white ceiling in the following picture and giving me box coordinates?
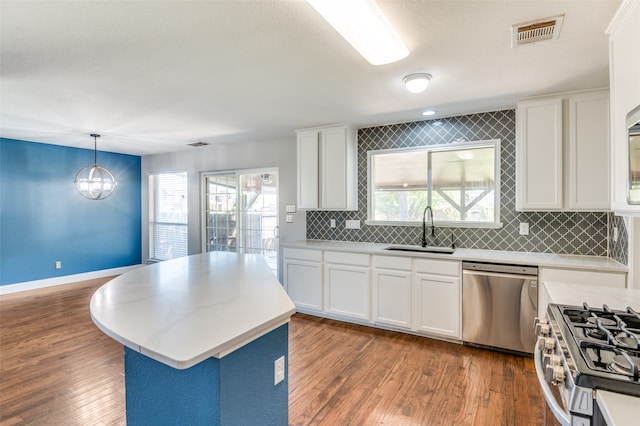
[0,0,621,156]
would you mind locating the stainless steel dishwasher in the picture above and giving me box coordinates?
[462,262,538,355]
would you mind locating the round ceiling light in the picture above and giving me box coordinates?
[403,73,432,94]
[421,110,437,116]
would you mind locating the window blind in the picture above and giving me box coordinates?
[149,172,188,261]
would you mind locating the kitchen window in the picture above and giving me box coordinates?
[367,140,501,227]
[149,171,188,261]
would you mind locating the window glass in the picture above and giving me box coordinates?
[149,172,188,261]
[369,141,500,225]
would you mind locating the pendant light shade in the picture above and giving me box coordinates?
[74,134,117,200]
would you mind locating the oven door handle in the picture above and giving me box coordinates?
[534,343,570,426]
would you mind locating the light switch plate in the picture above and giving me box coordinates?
[285,204,296,213]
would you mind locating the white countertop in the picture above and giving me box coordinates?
[596,391,640,426]
[284,240,628,272]
[544,281,640,425]
[90,252,296,369]
[544,282,640,310]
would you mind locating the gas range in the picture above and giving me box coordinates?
[534,303,640,425]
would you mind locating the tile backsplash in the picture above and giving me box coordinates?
[306,110,628,263]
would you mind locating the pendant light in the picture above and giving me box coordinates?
[74,133,117,200]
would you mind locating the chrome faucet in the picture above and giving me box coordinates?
[421,205,435,247]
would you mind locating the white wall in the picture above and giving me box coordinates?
[141,137,306,282]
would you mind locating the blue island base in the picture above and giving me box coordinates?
[124,324,289,425]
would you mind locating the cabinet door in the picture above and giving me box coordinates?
[516,97,564,210]
[413,273,460,339]
[320,126,348,209]
[284,260,322,311]
[296,130,319,209]
[324,264,371,321]
[568,91,610,210]
[373,268,412,329]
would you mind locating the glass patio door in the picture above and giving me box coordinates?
[202,169,279,276]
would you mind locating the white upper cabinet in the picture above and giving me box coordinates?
[296,124,358,211]
[516,97,564,210]
[296,130,319,210]
[567,91,610,210]
[516,90,610,211]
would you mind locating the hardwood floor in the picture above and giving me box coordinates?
[1,278,557,425]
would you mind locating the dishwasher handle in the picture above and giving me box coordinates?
[462,261,538,276]
[463,269,539,283]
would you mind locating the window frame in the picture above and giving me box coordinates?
[366,139,502,228]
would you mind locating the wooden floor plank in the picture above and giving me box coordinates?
[1,279,558,425]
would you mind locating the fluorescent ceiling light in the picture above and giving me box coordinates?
[306,0,409,65]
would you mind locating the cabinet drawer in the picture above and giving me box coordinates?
[324,251,369,266]
[414,259,460,276]
[541,268,626,288]
[372,255,412,270]
[284,248,322,262]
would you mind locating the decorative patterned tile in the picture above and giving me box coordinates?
[306,110,628,262]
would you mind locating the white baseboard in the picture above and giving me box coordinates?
[0,265,143,295]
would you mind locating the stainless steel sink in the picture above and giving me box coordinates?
[383,244,455,254]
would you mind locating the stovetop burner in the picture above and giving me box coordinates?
[549,303,640,397]
[562,303,640,349]
[610,354,640,378]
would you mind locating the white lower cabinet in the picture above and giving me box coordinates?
[284,247,461,340]
[372,256,412,330]
[413,259,461,339]
[283,248,323,312]
[324,251,371,321]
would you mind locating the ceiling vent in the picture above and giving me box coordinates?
[188,141,209,147]
[512,15,564,47]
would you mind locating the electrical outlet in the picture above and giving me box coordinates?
[345,220,360,229]
[519,223,529,236]
[613,226,619,242]
[274,356,285,385]
[330,219,336,228]
[55,261,62,270]
[286,214,294,223]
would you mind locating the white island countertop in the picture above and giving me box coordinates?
[90,252,296,369]
[283,240,627,272]
[544,282,640,425]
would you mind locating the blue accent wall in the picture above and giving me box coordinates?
[124,324,289,425]
[0,138,142,286]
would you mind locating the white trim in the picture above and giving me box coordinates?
[367,139,501,225]
[605,0,637,38]
[364,220,503,229]
[0,265,143,295]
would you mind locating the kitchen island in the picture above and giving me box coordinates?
[90,251,296,425]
